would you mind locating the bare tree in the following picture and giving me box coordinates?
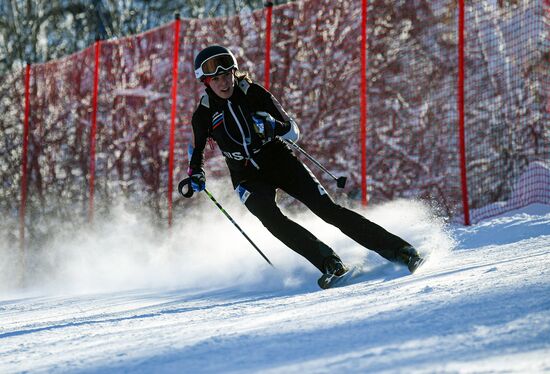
[0,0,292,75]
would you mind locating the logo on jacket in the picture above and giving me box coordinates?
[212,112,224,130]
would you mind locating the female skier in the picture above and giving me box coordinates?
[186,45,423,288]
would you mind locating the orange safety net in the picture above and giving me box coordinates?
[2,0,548,248]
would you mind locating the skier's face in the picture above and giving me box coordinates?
[209,71,234,99]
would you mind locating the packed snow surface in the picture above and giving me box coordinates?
[1,200,549,373]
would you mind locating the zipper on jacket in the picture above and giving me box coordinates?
[227,100,260,169]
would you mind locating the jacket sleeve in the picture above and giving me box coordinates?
[188,107,209,175]
[250,83,300,142]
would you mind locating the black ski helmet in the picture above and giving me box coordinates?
[194,45,238,81]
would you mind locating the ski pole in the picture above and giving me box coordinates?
[178,178,274,267]
[284,140,347,189]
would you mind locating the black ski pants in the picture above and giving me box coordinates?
[233,142,412,273]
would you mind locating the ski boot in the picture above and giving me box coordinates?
[399,245,425,273]
[317,256,349,289]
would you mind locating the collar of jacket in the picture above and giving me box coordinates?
[205,79,249,108]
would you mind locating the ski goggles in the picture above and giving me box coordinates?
[195,53,237,80]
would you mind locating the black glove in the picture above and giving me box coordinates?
[252,111,276,142]
[188,169,206,192]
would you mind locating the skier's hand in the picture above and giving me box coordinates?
[252,111,276,142]
[189,170,206,192]
[280,119,300,143]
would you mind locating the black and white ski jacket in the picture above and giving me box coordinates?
[188,77,299,185]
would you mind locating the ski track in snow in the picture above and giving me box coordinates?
[1,202,549,373]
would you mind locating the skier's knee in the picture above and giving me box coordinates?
[313,200,345,225]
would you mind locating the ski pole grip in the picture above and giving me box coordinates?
[178,177,194,198]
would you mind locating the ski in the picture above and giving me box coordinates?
[408,256,426,273]
[318,255,427,290]
[318,266,362,289]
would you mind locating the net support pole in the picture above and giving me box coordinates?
[168,13,181,227]
[88,38,101,223]
[19,62,31,264]
[360,0,368,206]
[457,0,470,225]
[264,2,274,90]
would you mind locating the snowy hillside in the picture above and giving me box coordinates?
[1,200,549,373]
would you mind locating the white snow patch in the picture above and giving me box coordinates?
[0,202,549,373]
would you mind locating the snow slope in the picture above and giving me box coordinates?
[0,200,549,373]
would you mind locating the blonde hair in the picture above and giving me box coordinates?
[234,69,253,83]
